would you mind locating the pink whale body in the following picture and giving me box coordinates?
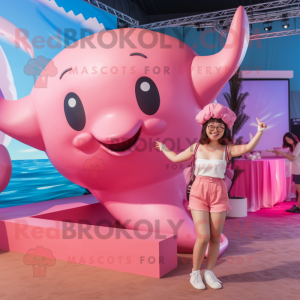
[0,144,12,193]
[0,7,249,254]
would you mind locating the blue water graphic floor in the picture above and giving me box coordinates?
[0,159,86,208]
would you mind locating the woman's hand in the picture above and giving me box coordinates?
[272,150,281,155]
[155,140,164,150]
[256,117,267,132]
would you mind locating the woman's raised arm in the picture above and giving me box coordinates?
[155,141,196,163]
[228,117,267,159]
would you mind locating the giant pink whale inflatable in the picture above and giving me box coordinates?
[0,7,249,254]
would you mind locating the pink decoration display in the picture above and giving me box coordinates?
[0,6,249,254]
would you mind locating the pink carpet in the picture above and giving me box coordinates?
[0,200,299,299]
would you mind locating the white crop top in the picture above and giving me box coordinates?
[194,145,228,179]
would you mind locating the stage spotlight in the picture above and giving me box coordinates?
[263,22,272,31]
[281,18,289,29]
[218,20,224,29]
[249,23,253,34]
[196,25,205,32]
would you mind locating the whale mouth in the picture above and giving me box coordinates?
[99,127,142,152]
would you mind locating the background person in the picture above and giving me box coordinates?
[271,132,300,213]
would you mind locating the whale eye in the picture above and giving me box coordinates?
[64,92,86,131]
[135,76,160,115]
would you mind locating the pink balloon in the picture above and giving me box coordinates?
[0,144,12,193]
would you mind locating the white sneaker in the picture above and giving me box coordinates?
[190,269,206,290]
[203,270,222,289]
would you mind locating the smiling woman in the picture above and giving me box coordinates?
[156,102,268,290]
[201,118,232,147]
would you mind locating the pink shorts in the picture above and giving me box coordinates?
[188,175,231,213]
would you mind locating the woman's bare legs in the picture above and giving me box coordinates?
[295,184,300,208]
[206,211,227,270]
[191,209,210,271]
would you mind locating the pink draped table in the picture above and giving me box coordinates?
[230,157,292,212]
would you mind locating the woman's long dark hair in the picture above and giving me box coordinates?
[198,118,233,145]
[282,132,299,152]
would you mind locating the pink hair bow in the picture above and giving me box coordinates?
[195,103,237,130]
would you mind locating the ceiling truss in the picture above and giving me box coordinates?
[84,0,300,40]
[83,0,139,26]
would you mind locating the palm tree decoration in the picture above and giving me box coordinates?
[223,67,250,140]
[223,67,250,197]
